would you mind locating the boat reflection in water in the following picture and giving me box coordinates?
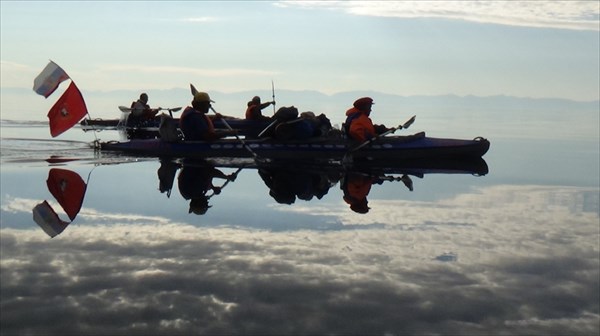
[31,157,488,236]
[158,156,489,214]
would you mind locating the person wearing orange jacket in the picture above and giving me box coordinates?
[344,97,389,142]
[245,96,275,121]
[342,172,378,214]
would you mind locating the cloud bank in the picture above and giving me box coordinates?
[282,0,600,31]
[1,184,598,335]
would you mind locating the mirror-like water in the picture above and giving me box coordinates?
[1,118,598,335]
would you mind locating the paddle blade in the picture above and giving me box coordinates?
[190,83,199,96]
[401,175,413,191]
[118,106,132,113]
[402,115,416,129]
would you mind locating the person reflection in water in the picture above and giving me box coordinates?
[341,171,413,214]
[177,160,237,215]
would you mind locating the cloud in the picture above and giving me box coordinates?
[1,184,598,334]
[98,64,278,78]
[280,0,600,31]
[178,16,219,23]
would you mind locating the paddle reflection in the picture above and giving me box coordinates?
[341,171,413,214]
[177,159,238,215]
[157,158,238,215]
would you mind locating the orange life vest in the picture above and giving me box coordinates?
[345,107,376,142]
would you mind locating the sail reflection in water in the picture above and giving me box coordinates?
[32,168,88,237]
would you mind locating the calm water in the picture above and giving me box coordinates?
[1,118,598,335]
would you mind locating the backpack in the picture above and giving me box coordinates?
[158,114,181,142]
[273,106,298,122]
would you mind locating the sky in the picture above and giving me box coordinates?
[1,0,599,104]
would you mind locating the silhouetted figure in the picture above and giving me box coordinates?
[178,159,236,215]
[245,96,275,121]
[128,92,160,126]
[344,97,390,142]
[341,171,412,214]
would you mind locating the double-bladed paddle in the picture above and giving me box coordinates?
[341,115,416,164]
[210,106,263,162]
[350,115,416,153]
[119,106,183,117]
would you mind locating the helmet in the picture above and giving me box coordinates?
[189,197,211,215]
[353,97,374,110]
[193,92,215,104]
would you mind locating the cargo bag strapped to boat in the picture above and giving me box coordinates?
[268,107,336,141]
[159,114,182,142]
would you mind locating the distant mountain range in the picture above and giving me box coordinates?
[1,87,598,123]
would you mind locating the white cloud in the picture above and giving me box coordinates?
[280,0,600,31]
[98,64,278,78]
[179,16,219,23]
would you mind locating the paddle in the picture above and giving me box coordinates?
[210,106,262,162]
[190,83,199,95]
[119,106,182,117]
[205,167,242,199]
[349,115,416,153]
[271,80,276,114]
[257,119,279,138]
[190,83,264,161]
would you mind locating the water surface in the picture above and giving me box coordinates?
[1,118,598,335]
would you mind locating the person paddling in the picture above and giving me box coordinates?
[128,93,160,126]
[178,159,237,215]
[344,97,390,142]
[180,92,236,141]
[245,96,275,121]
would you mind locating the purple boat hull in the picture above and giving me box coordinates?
[99,132,490,162]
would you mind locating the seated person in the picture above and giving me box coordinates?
[344,97,389,142]
[245,96,275,121]
[128,93,159,126]
[178,159,237,215]
[180,92,236,141]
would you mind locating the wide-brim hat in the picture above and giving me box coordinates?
[193,92,215,104]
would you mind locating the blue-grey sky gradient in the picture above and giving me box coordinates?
[1,1,599,101]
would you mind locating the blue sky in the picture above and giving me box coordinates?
[1,1,599,101]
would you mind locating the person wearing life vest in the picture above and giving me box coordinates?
[180,92,235,141]
[178,159,237,215]
[344,97,390,142]
[342,172,378,214]
[128,93,160,126]
[245,96,275,121]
